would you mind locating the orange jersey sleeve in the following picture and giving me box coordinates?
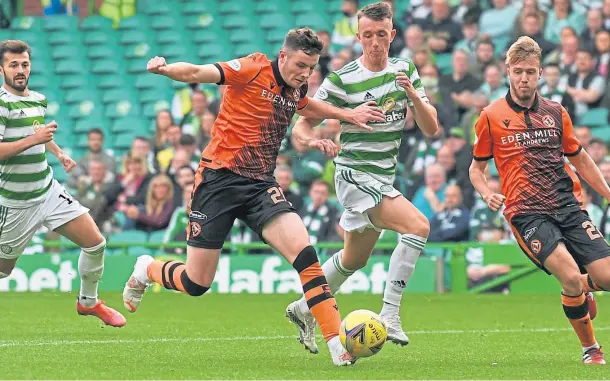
[473,110,493,161]
[561,106,582,157]
[215,54,265,86]
[297,86,309,110]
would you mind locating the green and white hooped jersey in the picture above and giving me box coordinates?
[314,57,428,184]
[0,88,52,208]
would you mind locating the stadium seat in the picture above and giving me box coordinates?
[150,14,181,30]
[102,88,138,105]
[591,125,610,142]
[148,230,166,244]
[55,59,89,75]
[181,1,218,15]
[295,13,329,30]
[118,14,150,30]
[97,74,126,90]
[159,44,188,60]
[44,15,79,31]
[49,31,82,46]
[234,43,263,58]
[192,29,224,44]
[87,45,117,61]
[109,230,149,255]
[68,100,103,120]
[229,29,265,45]
[185,14,216,29]
[291,1,319,14]
[64,89,101,105]
[120,30,151,45]
[60,75,93,90]
[91,59,124,75]
[74,117,111,134]
[436,53,453,75]
[80,15,114,31]
[51,45,82,60]
[10,16,43,31]
[219,0,253,15]
[266,29,287,44]
[255,1,280,14]
[579,108,609,127]
[127,58,148,74]
[141,2,172,15]
[139,88,173,103]
[83,31,118,46]
[112,131,141,149]
[157,30,188,45]
[124,42,156,59]
[135,73,170,90]
[143,100,171,118]
[105,100,142,119]
[17,30,44,46]
[28,75,59,92]
[0,29,12,41]
[259,13,292,30]
[112,116,147,133]
[196,43,226,60]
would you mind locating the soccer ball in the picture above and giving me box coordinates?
[339,309,387,358]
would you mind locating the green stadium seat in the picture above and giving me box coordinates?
[120,30,151,45]
[118,14,150,30]
[102,88,138,104]
[157,30,187,45]
[291,1,318,14]
[139,88,172,103]
[10,16,43,31]
[75,134,89,148]
[113,131,141,149]
[52,133,70,148]
[181,1,218,15]
[192,29,222,44]
[64,89,101,104]
[219,0,253,15]
[234,43,262,58]
[55,59,89,75]
[110,229,148,246]
[141,2,172,15]
[143,100,171,118]
[28,75,59,92]
[112,116,147,133]
[185,14,217,29]
[105,100,142,119]
[150,15,180,30]
[124,42,156,59]
[591,125,610,142]
[53,168,68,184]
[135,73,171,90]
[0,29,12,41]
[326,0,342,12]
[266,29,287,44]
[47,153,61,166]
[60,75,92,90]
[91,59,124,75]
[295,13,328,30]
[80,15,114,31]
[229,29,264,44]
[436,53,453,75]
[44,15,79,31]
[83,31,118,46]
[87,45,117,60]
[127,58,148,74]
[49,31,82,46]
[16,30,43,46]
[159,44,188,59]
[97,74,126,90]
[68,101,103,119]
[579,108,609,127]
[148,230,166,244]
[197,43,225,60]
[73,117,111,134]
[259,13,292,30]
[51,45,82,60]
[222,14,250,30]
[255,1,280,14]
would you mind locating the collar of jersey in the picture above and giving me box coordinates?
[271,58,290,88]
[505,90,539,113]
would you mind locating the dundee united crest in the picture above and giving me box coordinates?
[542,115,555,128]
[531,239,542,254]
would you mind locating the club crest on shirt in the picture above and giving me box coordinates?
[542,115,555,128]
[32,120,41,131]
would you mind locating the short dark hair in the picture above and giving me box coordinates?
[179,133,196,146]
[311,179,330,190]
[283,28,323,56]
[544,62,560,70]
[358,2,393,22]
[134,136,150,144]
[590,138,606,146]
[0,40,31,65]
[178,164,195,175]
[89,128,104,138]
[477,38,495,50]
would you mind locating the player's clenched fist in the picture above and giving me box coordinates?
[484,193,506,212]
[32,120,57,144]
[147,56,169,74]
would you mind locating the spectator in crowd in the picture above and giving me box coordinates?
[574,126,593,151]
[111,153,153,219]
[180,90,208,137]
[508,12,556,59]
[445,127,475,208]
[381,0,405,57]
[412,46,434,69]
[307,68,323,97]
[68,128,115,190]
[300,180,340,245]
[412,163,447,220]
[405,0,433,26]
[156,124,183,172]
[74,160,113,231]
[171,164,195,208]
[544,0,585,44]
[455,14,482,55]
[539,63,576,120]
[543,27,579,75]
[122,136,157,174]
[460,92,489,144]
[405,122,444,189]
[479,0,519,43]
[172,134,200,170]
[583,186,604,228]
[421,69,455,131]
[564,48,606,119]
[274,165,304,213]
[512,0,547,39]
[595,29,610,80]
[582,8,605,52]
[332,0,359,50]
[315,30,333,79]
[587,138,608,165]
[167,148,198,185]
[439,49,481,120]
[429,184,470,242]
[286,134,328,193]
[469,39,499,81]
[163,180,194,255]
[171,82,197,122]
[125,174,175,233]
[604,0,610,30]
[153,109,174,155]
[195,112,215,150]
[420,0,463,54]
[398,24,424,60]
[207,85,225,117]
[478,64,509,103]
[452,0,482,25]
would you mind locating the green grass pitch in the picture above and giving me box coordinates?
[1,292,609,379]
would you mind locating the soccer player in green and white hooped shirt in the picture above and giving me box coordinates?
[0,40,125,326]
[285,2,439,353]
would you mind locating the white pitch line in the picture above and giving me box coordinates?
[1,326,609,349]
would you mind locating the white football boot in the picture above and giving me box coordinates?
[379,311,410,346]
[327,336,357,366]
[122,255,154,313]
[285,300,319,354]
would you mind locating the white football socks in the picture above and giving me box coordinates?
[78,239,106,307]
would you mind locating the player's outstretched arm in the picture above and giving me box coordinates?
[568,150,610,201]
[0,121,56,160]
[297,99,384,131]
[147,56,221,84]
[469,159,505,212]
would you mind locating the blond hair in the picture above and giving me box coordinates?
[145,174,174,215]
[505,36,542,67]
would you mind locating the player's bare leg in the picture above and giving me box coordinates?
[264,212,354,366]
[543,243,605,365]
[580,256,610,320]
[123,246,220,312]
[55,213,126,327]
[367,195,429,346]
